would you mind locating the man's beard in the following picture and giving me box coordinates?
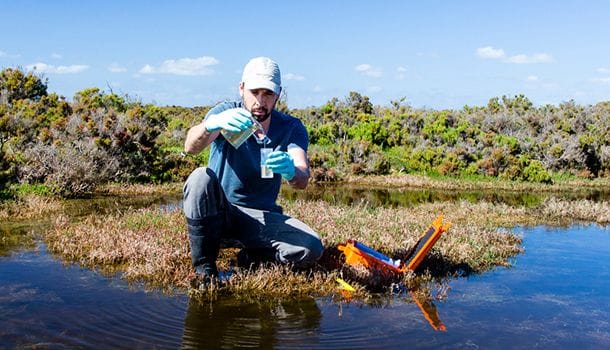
[251,107,271,123]
[242,97,273,123]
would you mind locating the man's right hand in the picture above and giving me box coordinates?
[204,108,253,133]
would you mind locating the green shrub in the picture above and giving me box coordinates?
[438,150,467,176]
[521,159,552,184]
[385,146,411,172]
[404,147,443,174]
[347,118,388,146]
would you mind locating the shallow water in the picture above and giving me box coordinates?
[282,183,610,208]
[1,188,609,348]
[1,224,609,348]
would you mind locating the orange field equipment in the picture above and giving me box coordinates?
[337,214,451,274]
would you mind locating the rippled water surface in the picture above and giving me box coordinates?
[1,188,609,349]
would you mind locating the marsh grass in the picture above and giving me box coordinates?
[540,197,610,223]
[46,209,193,291]
[346,174,610,193]
[191,265,344,301]
[99,182,183,196]
[41,193,608,300]
[0,194,64,220]
[0,194,63,254]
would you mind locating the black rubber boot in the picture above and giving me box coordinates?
[187,217,221,288]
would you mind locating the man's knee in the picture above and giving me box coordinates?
[307,238,324,263]
[184,167,215,196]
[278,237,324,268]
[183,167,222,219]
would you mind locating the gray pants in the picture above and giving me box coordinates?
[183,167,324,268]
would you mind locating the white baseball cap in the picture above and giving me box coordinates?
[241,57,282,95]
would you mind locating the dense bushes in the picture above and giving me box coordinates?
[1,68,608,197]
[294,93,608,182]
[1,69,192,196]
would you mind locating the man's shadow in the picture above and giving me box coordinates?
[181,296,321,349]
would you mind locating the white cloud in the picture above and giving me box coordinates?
[506,53,554,64]
[523,75,558,89]
[139,64,155,74]
[0,50,20,58]
[541,82,559,89]
[139,56,219,76]
[51,53,62,59]
[476,46,554,64]
[396,66,407,80]
[26,62,89,74]
[284,73,305,81]
[108,63,127,73]
[591,77,610,84]
[416,52,440,59]
[477,46,505,59]
[355,63,383,78]
[591,67,610,84]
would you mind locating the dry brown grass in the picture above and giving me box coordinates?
[46,209,193,290]
[41,193,609,300]
[98,182,183,196]
[345,174,610,192]
[190,265,346,301]
[539,197,610,224]
[0,194,64,220]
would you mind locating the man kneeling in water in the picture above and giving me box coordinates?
[182,57,323,284]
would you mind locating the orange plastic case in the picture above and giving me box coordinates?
[337,215,451,273]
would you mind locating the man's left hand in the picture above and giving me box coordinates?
[265,151,295,181]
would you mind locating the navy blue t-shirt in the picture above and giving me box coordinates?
[204,101,309,212]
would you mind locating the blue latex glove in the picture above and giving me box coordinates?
[204,108,253,133]
[265,151,296,181]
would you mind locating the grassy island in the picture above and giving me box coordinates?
[35,180,608,300]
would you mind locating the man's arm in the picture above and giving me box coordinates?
[286,145,310,189]
[184,107,252,154]
[184,121,219,155]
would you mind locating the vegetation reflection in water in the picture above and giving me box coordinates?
[282,182,610,209]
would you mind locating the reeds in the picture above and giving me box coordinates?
[539,197,609,224]
[98,182,183,196]
[46,209,193,290]
[344,174,610,192]
[0,194,64,220]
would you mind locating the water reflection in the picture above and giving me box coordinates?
[62,192,183,218]
[181,297,321,349]
[0,244,186,349]
[340,282,448,332]
[282,184,609,208]
[409,291,446,331]
[0,222,36,256]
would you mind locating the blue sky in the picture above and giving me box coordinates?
[2,0,609,109]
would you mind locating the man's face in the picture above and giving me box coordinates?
[240,84,279,122]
